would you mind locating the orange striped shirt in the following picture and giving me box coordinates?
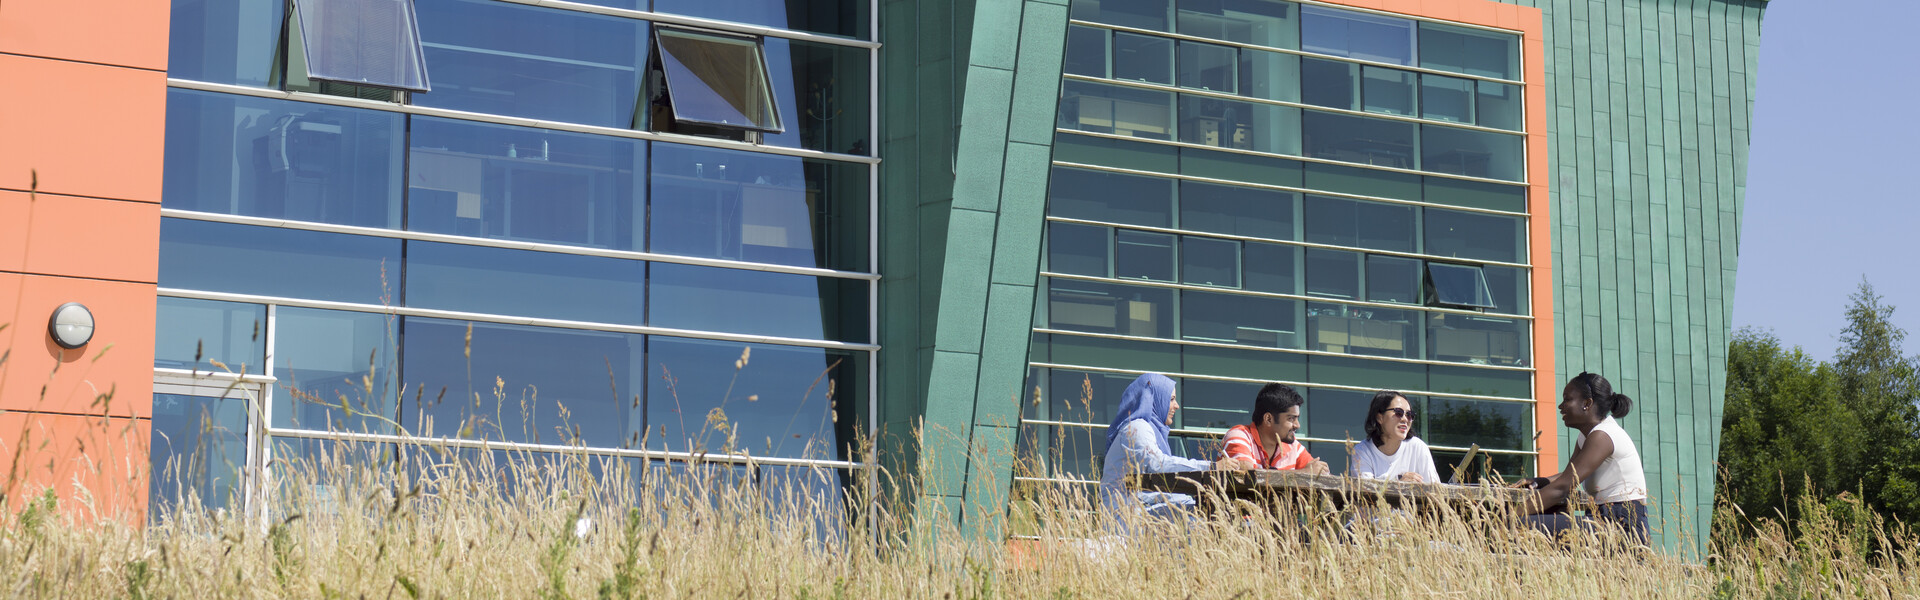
[1221,424,1314,470]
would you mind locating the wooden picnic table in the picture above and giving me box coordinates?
[1129,469,1569,513]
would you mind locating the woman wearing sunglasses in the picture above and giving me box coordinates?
[1350,390,1440,483]
[1511,372,1648,543]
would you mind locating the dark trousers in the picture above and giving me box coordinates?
[1524,500,1649,545]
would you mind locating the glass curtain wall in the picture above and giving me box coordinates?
[1025,0,1534,497]
[155,0,876,520]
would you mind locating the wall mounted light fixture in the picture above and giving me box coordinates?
[48,302,95,349]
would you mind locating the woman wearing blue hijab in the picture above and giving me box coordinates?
[1099,373,1235,520]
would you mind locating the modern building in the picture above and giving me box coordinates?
[0,0,1764,552]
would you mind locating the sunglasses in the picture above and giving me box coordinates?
[1381,407,1417,420]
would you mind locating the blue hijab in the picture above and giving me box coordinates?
[1105,373,1176,455]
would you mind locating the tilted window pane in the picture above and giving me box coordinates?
[1299,57,1357,111]
[655,28,781,132]
[407,116,644,251]
[1071,0,1172,32]
[1112,32,1175,85]
[1242,242,1296,294]
[759,39,871,155]
[1174,0,1298,48]
[1366,255,1421,304]
[1420,124,1523,181]
[1307,301,1416,359]
[650,143,869,271]
[1303,248,1359,300]
[652,0,869,39]
[1425,397,1530,450]
[150,393,249,516]
[1360,66,1416,116]
[1424,207,1522,263]
[1178,181,1293,239]
[294,0,430,92]
[1115,229,1177,282]
[1483,265,1529,315]
[1301,110,1417,171]
[167,0,285,86]
[1427,312,1529,367]
[1065,25,1110,78]
[1180,236,1240,288]
[1058,80,1175,141]
[1417,22,1518,80]
[1180,291,1297,348]
[649,264,870,343]
[1237,47,1299,103]
[272,308,397,433]
[401,318,645,445]
[1426,262,1495,308]
[1419,73,1474,124]
[1300,5,1415,66]
[1177,94,1300,155]
[1047,166,1174,228]
[413,0,647,128]
[1046,278,1175,338]
[163,90,403,229]
[154,297,265,372]
[159,219,401,305]
[1178,41,1237,93]
[1475,80,1522,131]
[1047,222,1111,277]
[646,337,863,460]
[405,241,646,324]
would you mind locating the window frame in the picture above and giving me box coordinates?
[647,25,786,136]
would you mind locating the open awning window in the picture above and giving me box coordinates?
[1427,263,1496,309]
[653,27,783,133]
[292,0,431,92]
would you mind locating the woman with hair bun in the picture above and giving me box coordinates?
[1511,371,1649,543]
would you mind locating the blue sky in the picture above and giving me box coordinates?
[1731,0,1920,360]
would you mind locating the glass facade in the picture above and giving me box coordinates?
[1026,1,1535,486]
[154,0,876,519]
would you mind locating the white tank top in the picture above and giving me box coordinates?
[1574,416,1648,504]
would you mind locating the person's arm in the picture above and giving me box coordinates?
[1515,430,1614,513]
[1220,431,1263,470]
[1119,421,1213,474]
[1409,440,1440,484]
[1291,445,1331,475]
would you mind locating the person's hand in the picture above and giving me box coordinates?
[1305,460,1331,476]
[1213,456,1251,472]
[1397,471,1424,483]
[1506,480,1533,489]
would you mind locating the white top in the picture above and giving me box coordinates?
[1575,416,1648,504]
[1349,436,1440,483]
[1100,420,1212,514]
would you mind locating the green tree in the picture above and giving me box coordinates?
[1831,280,1920,519]
[1719,328,1852,522]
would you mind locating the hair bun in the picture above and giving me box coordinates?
[1608,393,1633,418]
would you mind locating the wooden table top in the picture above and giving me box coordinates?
[1129,469,1540,507]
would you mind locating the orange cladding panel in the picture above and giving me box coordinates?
[0,190,161,283]
[0,0,172,71]
[0,272,157,419]
[0,411,151,522]
[0,54,168,203]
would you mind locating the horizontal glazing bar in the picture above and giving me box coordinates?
[165,79,881,166]
[162,209,881,281]
[153,368,278,384]
[1069,20,1524,86]
[1034,327,1535,371]
[158,288,882,352]
[1050,160,1529,218]
[1054,129,1524,187]
[499,0,881,48]
[1027,361,1531,404]
[1045,217,1531,269]
[267,428,873,469]
[1016,420,1538,455]
[1041,271,1532,320]
[1062,73,1521,136]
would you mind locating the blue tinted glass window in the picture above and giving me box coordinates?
[405,242,645,324]
[1366,255,1421,304]
[164,90,403,228]
[1059,80,1175,141]
[1420,74,1474,124]
[272,308,397,433]
[646,337,863,460]
[651,0,869,39]
[1427,263,1495,308]
[649,264,869,343]
[1300,6,1415,66]
[1475,80,1522,131]
[1112,32,1174,85]
[1302,387,1370,444]
[1180,236,1239,288]
[1301,110,1416,170]
[1427,313,1529,367]
[1484,265,1528,315]
[1114,229,1176,282]
[154,297,265,372]
[1361,66,1416,116]
[167,0,285,86]
[1304,195,1413,253]
[1237,47,1299,103]
[1047,278,1175,338]
[1065,25,1110,78]
[159,219,401,304]
[150,393,249,516]
[1242,242,1295,294]
[1180,291,1296,348]
[401,318,644,445]
[1178,41,1237,93]
[1179,181,1292,239]
[1417,22,1518,80]
[1072,0,1172,31]
[1299,57,1357,110]
[1307,301,1416,359]
[293,0,431,92]
[1174,0,1298,48]
[649,143,869,271]
[1048,222,1111,277]
[1425,396,1529,449]
[407,117,644,251]
[1176,94,1300,155]
[759,39,871,155]
[1048,167,1175,228]
[1421,124,1523,181]
[1304,248,1358,299]
[1424,208,1522,263]
[413,0,648,128]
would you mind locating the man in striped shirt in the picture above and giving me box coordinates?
[1221,383,1330,474]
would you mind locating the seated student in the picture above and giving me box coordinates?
[1099,373,1240,519]
[1512,372,1649,543]
[1220,383,1330,474]
[1349,390,1440,483]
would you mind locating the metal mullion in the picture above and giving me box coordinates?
[1043,270,1535,320]
[1033,327,1534,372]
[1054,128,1526,187]
[1065,73,1524,136]
[1066,19,1525,85]
[1050,159,1530,218]
[264,428,871,470]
